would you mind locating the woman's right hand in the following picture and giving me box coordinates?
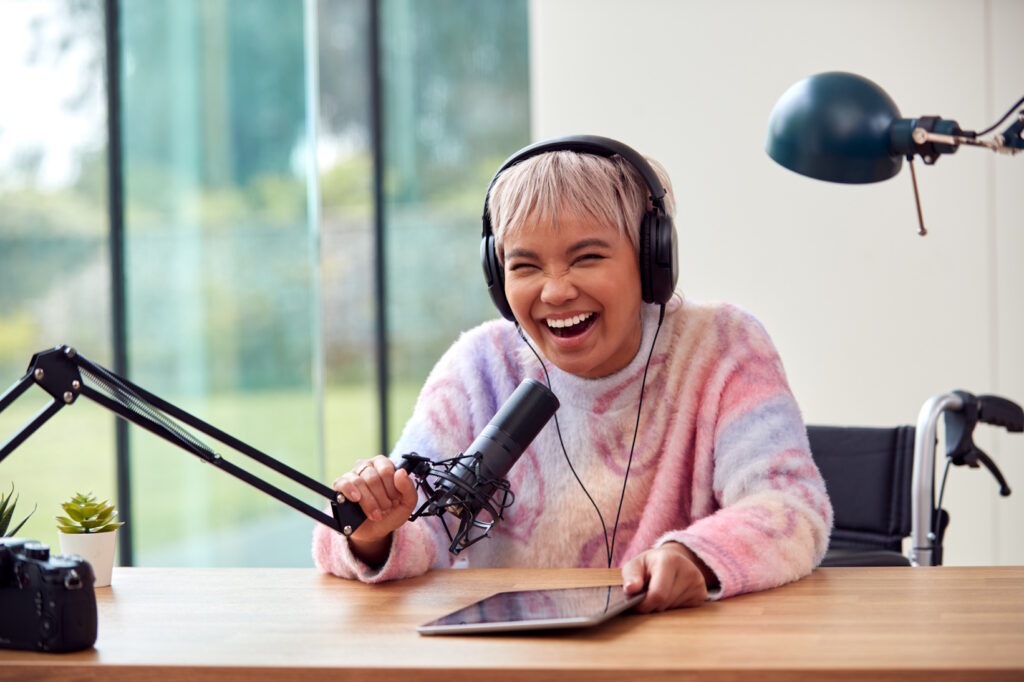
[332,455,419,565]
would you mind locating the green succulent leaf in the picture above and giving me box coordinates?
[0,485,15,535]
[62,502,86,522]
[91,507,115,526]
[0,504,12,536]
[7,504,36,537]
[94,521,124,533]
[1,484,36,538]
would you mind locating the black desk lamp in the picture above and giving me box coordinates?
[765,71,1023,234]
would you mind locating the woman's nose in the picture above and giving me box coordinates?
[540,273,578,305]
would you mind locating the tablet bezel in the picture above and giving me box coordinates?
[416,584,645,635]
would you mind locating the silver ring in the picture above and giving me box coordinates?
[355,463,371,476]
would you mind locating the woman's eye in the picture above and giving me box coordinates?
[574,254,604,265]
[508,262,537,272]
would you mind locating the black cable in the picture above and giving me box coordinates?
[933,457,953,540]
[608,304,664,565]
[518,326,612,565]
[517,305,664,568]
[972,95,1024,137]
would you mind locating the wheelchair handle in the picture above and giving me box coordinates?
[913,391,1022,566]
[975,394,1024,433]
[947,391,1018,492]
[912,392,963,567]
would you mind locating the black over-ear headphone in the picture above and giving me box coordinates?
[480,135,678,322]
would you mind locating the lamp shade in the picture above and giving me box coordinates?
[766,72,903,184]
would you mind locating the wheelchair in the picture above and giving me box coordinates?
[809,390,1023,567]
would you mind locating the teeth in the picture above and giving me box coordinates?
[546,312,593,329]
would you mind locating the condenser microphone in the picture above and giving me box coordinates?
[435,379,559,513]
[408,378,559,553]
[332,378,559,554]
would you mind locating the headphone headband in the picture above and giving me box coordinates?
[481,135,667,238]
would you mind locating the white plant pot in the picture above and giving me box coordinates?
[58,529,118,588]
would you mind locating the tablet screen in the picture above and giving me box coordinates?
[417,585,644,635]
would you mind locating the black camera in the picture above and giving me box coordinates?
[0,538,97,652]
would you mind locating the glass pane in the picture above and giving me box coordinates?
[120,0,321,566]
[0,0,115,552]
[381,0,531,443]
[317,0,379,480]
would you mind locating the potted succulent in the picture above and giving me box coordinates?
[56,492,124,587]
[0,482,36,537]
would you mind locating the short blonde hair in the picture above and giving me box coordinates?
[486,149,676,263]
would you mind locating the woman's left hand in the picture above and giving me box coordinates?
[621,542,715,612]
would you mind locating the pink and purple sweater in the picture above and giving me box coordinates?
[313,297,833,600]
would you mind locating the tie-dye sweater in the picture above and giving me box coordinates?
[313,297,833,600]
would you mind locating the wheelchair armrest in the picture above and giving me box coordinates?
[820,548,912,568]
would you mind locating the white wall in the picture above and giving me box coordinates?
[529,0,1024,565]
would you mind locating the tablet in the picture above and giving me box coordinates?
[417,584,644,635]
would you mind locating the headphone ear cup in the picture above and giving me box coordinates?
[480,235,516,321]
[639,210,656,304]
[639,211,678,305]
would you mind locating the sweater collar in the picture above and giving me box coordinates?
[519,303,667,412]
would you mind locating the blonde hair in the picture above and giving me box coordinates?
[486,149,676,263]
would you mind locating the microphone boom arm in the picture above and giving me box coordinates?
[0,345,428,536]
[2,346,557,556]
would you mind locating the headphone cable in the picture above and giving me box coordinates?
[517,303,664,568]
[609,304,664,564]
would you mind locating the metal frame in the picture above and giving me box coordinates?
[910,392,963,567]
[369,0,389,456]
[103,0,132,565]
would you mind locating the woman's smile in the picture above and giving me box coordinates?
[545,311,597,338]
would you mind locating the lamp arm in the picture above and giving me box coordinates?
[995,113,1024,153]
[913,126,1023,155]
[0,345,366,534]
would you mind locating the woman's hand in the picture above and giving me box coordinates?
[621,542,717,612]
[332,455,418,566]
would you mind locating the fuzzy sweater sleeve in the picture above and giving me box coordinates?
[657,308,833,600]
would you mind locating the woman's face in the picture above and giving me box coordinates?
[502,212,643,378]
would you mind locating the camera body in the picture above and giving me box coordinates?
[0,538,97,652]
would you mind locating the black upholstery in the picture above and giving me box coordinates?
[807,425,916,567]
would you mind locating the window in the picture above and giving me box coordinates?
[0,0,529,567]
[0,0,115,555]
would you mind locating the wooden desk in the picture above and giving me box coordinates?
[1,566,1022,681]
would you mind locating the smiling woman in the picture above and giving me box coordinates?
[314,135,832,615]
